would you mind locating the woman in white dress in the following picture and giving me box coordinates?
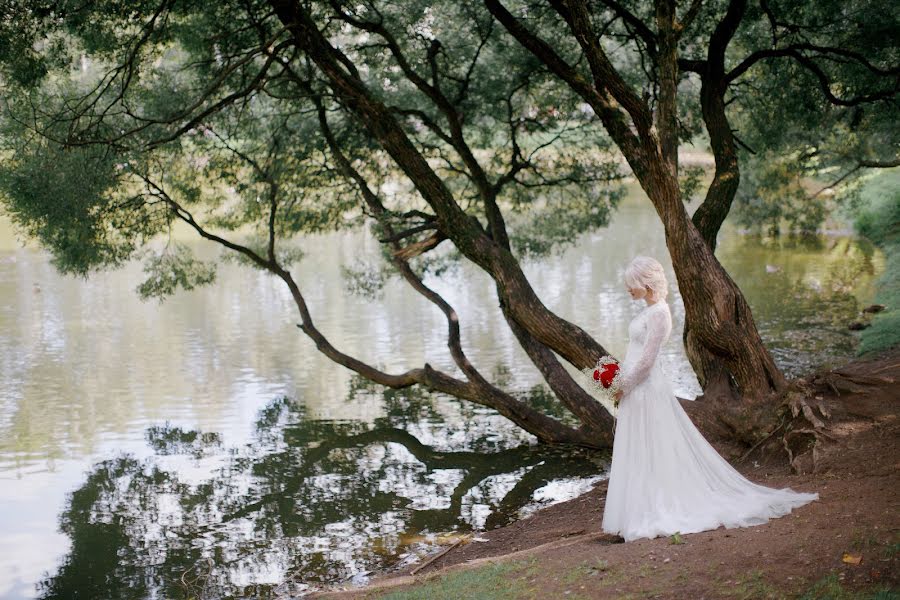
[600,256,818,542]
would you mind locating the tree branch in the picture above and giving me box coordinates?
[678,0,704,36]
[596,0,657,57]
[689,0,747,250]
[329,4,512,247]
[812,158,900,197]
[727,47,900,107]
[548,0,653,139]
[310,95,602,444]
[484,0,647,175]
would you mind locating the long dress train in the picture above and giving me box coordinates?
[600,301,818,542]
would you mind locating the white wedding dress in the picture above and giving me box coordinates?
[600,300,818,542]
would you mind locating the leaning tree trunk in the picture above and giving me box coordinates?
[671,0,789,441]
[642,132,787,442]
[638,158,786,441]
[681,74,744,405]
[269,0,620,443]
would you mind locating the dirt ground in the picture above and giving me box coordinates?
[314,350,900,599]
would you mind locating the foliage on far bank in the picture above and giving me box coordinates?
[854,171,900,355]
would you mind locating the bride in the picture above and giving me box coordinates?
[600,256,818,542]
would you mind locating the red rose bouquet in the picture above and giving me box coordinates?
[580,355,622,416]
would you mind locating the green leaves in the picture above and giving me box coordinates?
[733,153,829,236]
[726,0,899,192]
[508,184,624,259]
[341,260,388,299]
[2,0,893,294]
[136,243,216,300]
[0,138,153,275]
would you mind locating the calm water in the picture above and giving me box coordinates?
[0,187,881,598]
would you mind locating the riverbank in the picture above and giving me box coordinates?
[313,349,900,599]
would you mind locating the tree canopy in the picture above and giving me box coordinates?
[1,0,896,447]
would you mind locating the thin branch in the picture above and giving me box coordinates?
[377,222,438,243]
[859,158,900,168]
[727,47,900,108]
[452,16,494,105]
[484,0,646,170]
[596,0,657,57]
[390,107,454,144]
[732,131,757,154]
[678,0,704,36]
[136,171,436,389]
[811,158,900,197]
[548,0,653,138]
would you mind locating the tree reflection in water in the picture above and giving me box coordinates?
[38,385,608,599]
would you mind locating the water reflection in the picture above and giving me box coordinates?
[37,390,606,599]
[716,233,880,370]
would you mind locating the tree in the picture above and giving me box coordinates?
[1,0,896,447]
[480,0,897,436]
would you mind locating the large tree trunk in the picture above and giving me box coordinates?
[269,0,621,444]
[676,0,788,437]
[641,164,786,441]
[647,0,785,436]
[487,0,787,441]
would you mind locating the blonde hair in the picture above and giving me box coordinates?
[624,256,669,300]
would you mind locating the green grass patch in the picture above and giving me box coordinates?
[883,542,900,559]
[798,572,897,600]
[669,532,686,545]
[377,559,537,600]
[718,569,781,600]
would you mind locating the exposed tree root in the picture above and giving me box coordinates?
[770,365,893,473]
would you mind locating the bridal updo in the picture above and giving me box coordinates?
[624,256,669,300]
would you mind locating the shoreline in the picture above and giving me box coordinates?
[312,348,900,599]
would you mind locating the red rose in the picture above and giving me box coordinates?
[599,362,619,388]
[592,369,601,381]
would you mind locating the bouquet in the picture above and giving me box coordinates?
[579,355,622,417]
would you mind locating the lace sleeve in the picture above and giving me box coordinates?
[619,307,670,396]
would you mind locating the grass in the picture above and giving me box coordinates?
[853,171,900,355]
[849,530,883,554]
[883,542,900,560]
[669,532,686,545]
[561,559,605,585]
[546,557,627,598]
[371,554,900,600]
[376,559,538,600]
[711,569,898,600]
[376,556,632,600]
[797,572,898,600]
[717,569,782,600]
